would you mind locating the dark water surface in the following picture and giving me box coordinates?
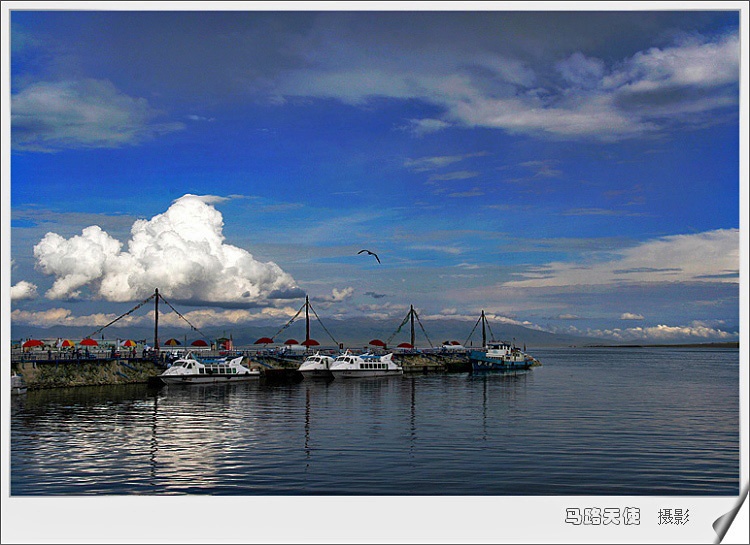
[10,347,739,495]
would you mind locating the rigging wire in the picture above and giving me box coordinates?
[485,318,495,343]
[412,308,434,348]
[464,312,496,347]
[386,307,434,348]
[464,313,483,347]
[271,302,305,340]
[308,301,340,346]
[386,312,412,345]
[158,294,208,339]
[86,293,156,340]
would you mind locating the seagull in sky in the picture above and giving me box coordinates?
[358,249,381,264]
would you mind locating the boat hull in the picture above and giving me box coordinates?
[330,369,403,379]
[469,350,533,372]
[300,369,334,379]
[159,374,260,384]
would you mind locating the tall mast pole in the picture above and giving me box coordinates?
[410,304,415,348]
[481,309,486,348]
[154,288,160,352]
[305,295,310,345]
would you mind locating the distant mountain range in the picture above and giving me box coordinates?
[11,316,605,349]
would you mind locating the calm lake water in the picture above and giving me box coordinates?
[10,347,739,496]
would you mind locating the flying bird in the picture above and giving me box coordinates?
[358,249,381,264]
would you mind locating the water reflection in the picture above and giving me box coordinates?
[148,391,163,490]
[304,387,311,463]
[410,377,416,458]
[10,351,740,496]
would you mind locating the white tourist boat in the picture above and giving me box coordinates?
[158,352,260,384]
[329,350,403,379]
[298,352,335,379]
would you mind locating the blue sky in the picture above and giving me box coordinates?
[5,5,746,344]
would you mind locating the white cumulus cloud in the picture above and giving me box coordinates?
[312,287,355,306]
[331,287,355,301]
[620,313,645,320]
[10,281,38,301]
[31,194,300,305]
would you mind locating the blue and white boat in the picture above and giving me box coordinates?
[469,341,538,372]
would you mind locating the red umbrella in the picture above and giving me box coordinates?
[80,338,98,346]
[301,339,319,346]
[60,339,75,348]
[397,342,414,349]
[284,339,299,345]
[22,339,44,349]
[191,339,208,347]
[121,339,137,347]
[369,339,386,347]
[254,337,274,344]
[164,338,181,346]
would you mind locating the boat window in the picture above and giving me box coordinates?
[199,368,204,374]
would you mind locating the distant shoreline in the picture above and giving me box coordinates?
[586,342,739,349]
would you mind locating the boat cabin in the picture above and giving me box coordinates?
[360,362,389,369]
[168,359,243,375]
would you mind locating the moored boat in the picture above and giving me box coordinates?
[469,342,538,372]
[329,350,403,379]
[158,351,260,384]
[298,352,335,379]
